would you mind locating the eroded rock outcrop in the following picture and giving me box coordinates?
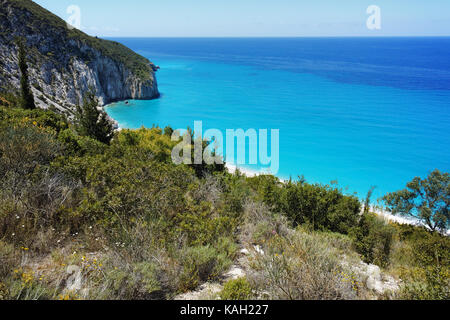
[0,0,159,114]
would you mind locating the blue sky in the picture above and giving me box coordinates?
[34,0,450,37]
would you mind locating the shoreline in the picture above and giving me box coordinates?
[103,102,122,131]
[105,113,448,236]
[225,163,274,178]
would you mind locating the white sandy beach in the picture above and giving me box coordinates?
[225,163,271,178]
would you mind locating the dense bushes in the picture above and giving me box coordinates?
[0,105,242,299]
[177,245,233,292]
[0,125,58,176]
[220,278,253,300]
[248,176,361,234]
[391,224,450,300]
[0,104,448,300]
[351,213,395,268]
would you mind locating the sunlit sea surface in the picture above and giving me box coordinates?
[105,38,450,199]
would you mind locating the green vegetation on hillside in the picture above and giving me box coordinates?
[2,0,155,81]
[0,96,448,300]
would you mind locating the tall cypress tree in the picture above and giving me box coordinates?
[76,90,114,144]
[17,39,36,110]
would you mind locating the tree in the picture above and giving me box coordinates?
[76,90,114,144]
[363,186,377,214]
[17,39,36,110]
[383,170,449,232]
[352,213,394,267]
[163,125,174,137]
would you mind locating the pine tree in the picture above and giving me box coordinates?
[76,90,114,144]
[17,39,36,110]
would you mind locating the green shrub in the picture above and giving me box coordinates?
[99,262,164,300]
[411,232,450,267]
[8,269,52,300]
[0,124,59,177]
[0,106,67,132]
[392,224,450,300]
[398,266,450,300]
[220,278,253,300]
[248,177,361,234]
[0,241,19,279]
[175,200,237,246]
[215,237,238,262]
[390,223,450,270]
[178,245,230,292]
[57,129,106,157]
[352,214,395,268]
[0,282,9,300]
[133,262,162,297]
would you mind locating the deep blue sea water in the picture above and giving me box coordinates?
[105,38,450,200]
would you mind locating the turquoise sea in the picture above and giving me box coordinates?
[105,38,450,200]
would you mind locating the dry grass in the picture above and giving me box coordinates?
[247,231,363,300]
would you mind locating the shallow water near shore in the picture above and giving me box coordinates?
[105,38,450,199]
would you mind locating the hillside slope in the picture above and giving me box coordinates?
[0,0,159,113]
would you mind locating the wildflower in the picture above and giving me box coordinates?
[21,272,34,286]
[58,294,70,301]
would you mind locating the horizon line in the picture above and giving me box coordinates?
[101,35,450,39]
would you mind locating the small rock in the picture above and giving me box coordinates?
[240,248,250,255]
[224,266,246,280]
[254,245,265,255]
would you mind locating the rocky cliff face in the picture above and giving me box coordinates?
[0,0,159,114]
